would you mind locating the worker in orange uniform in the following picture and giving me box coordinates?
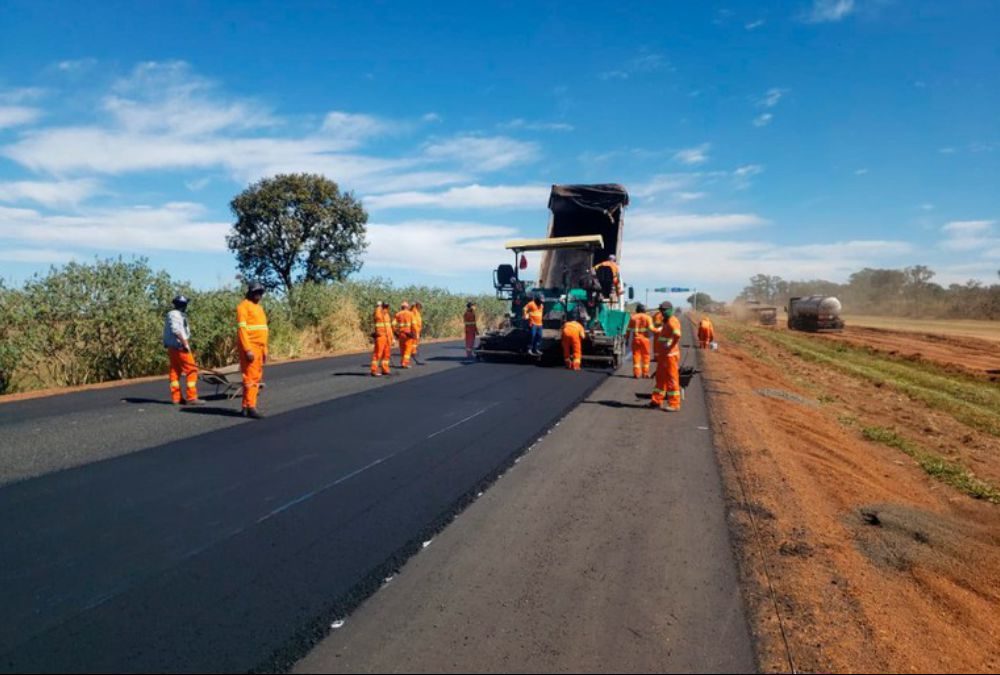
[163,294,204,406]
[625,303,654,378]
[697,314,715,349]
[650,301,682,412]
[523,293,545,356]
[411,301,424,365]
[370,301,393,376]
[592,254,622,299]
[394,301,416,368]
[237,282,268,419]
[561,311,586,370]
[463,302,479,359]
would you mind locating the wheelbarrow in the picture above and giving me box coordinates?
[199,364,265,400]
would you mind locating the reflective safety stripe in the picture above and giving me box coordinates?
[187,383,197,388]
[246,324,268,331]
[667,390,681,396]
[465,321,477,325]
[397,323,411,328]
[237,321,247,327]
[653,388,665,394]
[169,380,180,387]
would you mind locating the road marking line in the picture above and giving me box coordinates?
[426,403,498,440]
[256,456,389,524]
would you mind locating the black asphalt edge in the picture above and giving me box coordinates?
[694,321,765,675]
[253,368,613,674]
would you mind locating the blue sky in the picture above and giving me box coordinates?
[1,0,998,301]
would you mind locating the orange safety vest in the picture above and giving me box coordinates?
[562,321,586,340]
[524,301,544,327]
[655,315,682,357]
[628,312,654,337]
[394,309,415,336]
[373,307,393,338]
[463,309,478,331]
[237,299,269,353]
[412,308,423,334]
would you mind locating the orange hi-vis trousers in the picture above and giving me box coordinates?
[562,335,582,370]
[398,336,415,367]
[698,326,714,349]
[371,336,392,374]
[465,327,477,355]
[240,345,264,409]
[632,335,651,378]
[651,353,681,410]
[167,348,199,403]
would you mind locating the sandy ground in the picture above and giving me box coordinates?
[703,319,1000,673]
[844,315,1000,344]
[813,324,1000,379]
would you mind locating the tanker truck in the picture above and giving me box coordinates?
[787,295,845,331]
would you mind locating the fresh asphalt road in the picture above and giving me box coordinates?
[0,343,608,672]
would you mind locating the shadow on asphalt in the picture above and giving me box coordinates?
[332,372,375,377]
[583,399,652,410]
[426,356,475,363]
[178,406,245,418]
[121,397,175,406]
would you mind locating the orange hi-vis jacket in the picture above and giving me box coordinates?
[698,317,715,343]
[463,309,478,333]
[237,299,269,355]
[627,312,654,342]
[561,320,586,341]
[654,315,682,357]
[593,260,622,291]
[394,309,415,338]
[523,300,544,327]
[412,308,423,336]
[373,307,394,340]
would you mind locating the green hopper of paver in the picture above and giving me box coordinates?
[475,184,632,368]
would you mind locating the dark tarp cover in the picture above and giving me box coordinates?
[547,184,630,214]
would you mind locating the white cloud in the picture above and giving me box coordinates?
[422,112,442,123]
[56,58,97,72]
[0,248,77,264]
[734,164,764,177]
[920,203,934,211]
[745,19,766,30]
[673,144,710,165]
[855,168,869,175]
[366,220,518,274]
[499,118,574,132]
[321,111,396,145]
[758,88,786,108]
[939,147,956,154]
[631,173,701,199]
[941,220,997,252]
[422,135,540,171]
[804,0,855,23]
[628,211,768,238]
[0,106,41,129]
[0,179,101,207]
[676,192,707,202]
[599,52,669,80]
[753,113,773,127]
[0,202,230,252]
[364,184,549,210]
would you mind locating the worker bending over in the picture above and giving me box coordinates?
[523,293,545,356]
[650,301,682,412]
[464,302,479,359]
[394,301,416,368]
[237,282,268,419]
[626,303,654,378]
[163,294,204,406]
[697,314,715,349]
[371,301,393,376]
[411,301,424,365]
[561,312,586,371]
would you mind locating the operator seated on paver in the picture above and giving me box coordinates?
[626,303,654,379]
[650,301,682,412]
[698,314,715,349]
[237,282,268,419]
[561,310,586,371]
[592,254,623,300]
[371,301,394,376]
[523,293,545,356]
[163,294,205,406]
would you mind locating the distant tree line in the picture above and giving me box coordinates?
[737,266,1000,319]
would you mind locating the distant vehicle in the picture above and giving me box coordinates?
[476,184,631,368]
[752,306,778,326]
[787,295,845,331]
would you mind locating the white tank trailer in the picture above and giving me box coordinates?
[787,295,845,331]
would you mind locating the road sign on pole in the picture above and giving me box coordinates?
[670,287,690,293]
[653,287,668,293]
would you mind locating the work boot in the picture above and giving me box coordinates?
[371,372,381,377]
[184,398,206,406]
[242,407,264,420]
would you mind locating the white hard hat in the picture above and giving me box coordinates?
[608,254,616,262]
